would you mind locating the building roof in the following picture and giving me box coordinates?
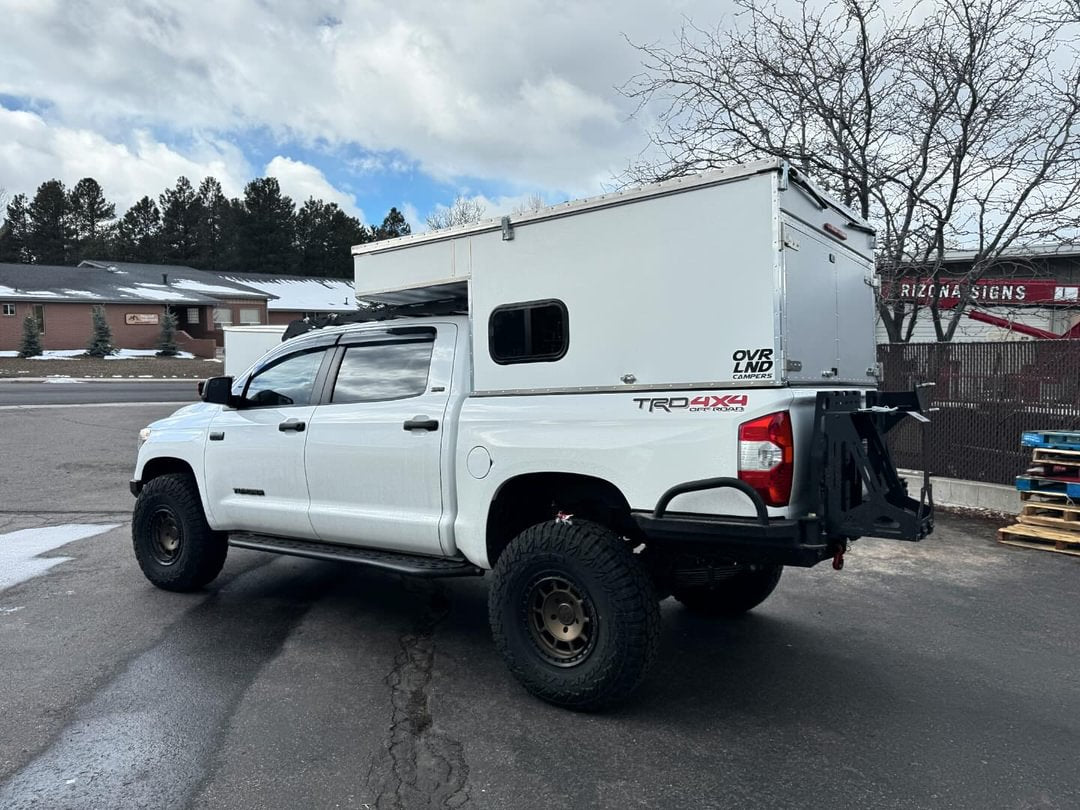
[214,273,357,312]
[0,261,272,306]
[942,244,1080,263]
[80,261,270,301]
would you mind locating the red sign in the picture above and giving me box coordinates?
[892,279,1077,306]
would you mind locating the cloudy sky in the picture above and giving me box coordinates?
[0,0,728,229]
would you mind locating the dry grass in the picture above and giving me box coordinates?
[0,356,224,379]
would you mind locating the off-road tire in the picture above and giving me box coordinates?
[672,565,782,617]
[132,474,227,592]
[488,519,661,711]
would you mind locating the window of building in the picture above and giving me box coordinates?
[186,307,200,323]
[212,308,232,328]
[331,339,434,403]
[242,348,328,407]
[32,304,45,334]
[239,308,261,325]
[2,303,14,316]
[489,300,568,364]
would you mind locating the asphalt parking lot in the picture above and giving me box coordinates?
[1,402,1078,809]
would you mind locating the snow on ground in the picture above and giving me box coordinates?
[0,524,120,592]
[0,349,195,360]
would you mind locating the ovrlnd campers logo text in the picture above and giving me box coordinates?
[634,395,748,413]
[732,348,774,380]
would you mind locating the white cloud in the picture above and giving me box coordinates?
[265,156,365,222]
[0,106,250,210]
[0,0,729,197]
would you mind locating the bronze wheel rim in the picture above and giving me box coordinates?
[149,508,182,566]
[526,574,596,667]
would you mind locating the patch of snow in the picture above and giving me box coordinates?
[115,285,203,302]
[60,290,102,298]
[102,349,195,360]
[0,351,16,358]
[172,279,262,296]
[217,276,356,311]
[43,378,83,384]
[0,524,120,591]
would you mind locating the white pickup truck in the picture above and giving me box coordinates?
[130,160,933,710]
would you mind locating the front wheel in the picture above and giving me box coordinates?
[488,519,660,711]
[672,564,782,617]
[132,474,227,592]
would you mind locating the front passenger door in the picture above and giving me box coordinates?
[203,343,333,537]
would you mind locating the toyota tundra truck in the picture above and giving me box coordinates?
[130,160,933,710]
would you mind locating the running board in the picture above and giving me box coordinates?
[228,534,485,578]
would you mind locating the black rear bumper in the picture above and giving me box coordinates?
[633,388,934,568]
[633,510,832,567]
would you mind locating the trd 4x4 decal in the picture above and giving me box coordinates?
[634,395,748,413]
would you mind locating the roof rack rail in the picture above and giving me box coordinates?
[281,297,468,341]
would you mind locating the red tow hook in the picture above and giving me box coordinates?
[832,545,846,570]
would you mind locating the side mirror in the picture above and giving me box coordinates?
[201,376,236,407]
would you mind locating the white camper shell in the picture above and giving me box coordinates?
[352,159,877,393]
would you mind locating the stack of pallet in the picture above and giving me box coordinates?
[998,430,1080,557]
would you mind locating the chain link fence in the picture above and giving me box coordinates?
[878,340,1080,485]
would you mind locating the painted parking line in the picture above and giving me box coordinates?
[0,524,120,591]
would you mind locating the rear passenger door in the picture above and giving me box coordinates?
[304,325,455,555]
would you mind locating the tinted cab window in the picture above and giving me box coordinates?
[331,339,434,404]
[242,348,326,407]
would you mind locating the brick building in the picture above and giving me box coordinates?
[0,261,272,357]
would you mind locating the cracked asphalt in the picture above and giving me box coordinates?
[2,403,1079,809]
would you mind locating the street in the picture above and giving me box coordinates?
[0,403,1078,809]
[0,380,198,407]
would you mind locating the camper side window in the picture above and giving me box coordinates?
[489,300,568,364]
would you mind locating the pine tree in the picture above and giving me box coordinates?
[295,198,369,278]
[239,177,297,274]
[159,177,203,264]
[27,180,72,264]
[0,194,32,263]
[374,207,411,240]
[68,177,116,261]
[86,305,115,358]
[194,177,228,270]
[156,309,179,356]
[112,197,163,262]
[19,312,42,358]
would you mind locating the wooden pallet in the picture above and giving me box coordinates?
[1020,489,1078,505]
[1015,475,1080,498]
[1032,447,1080,468]
[1022,430,1080,451]
[998,523,1080,557]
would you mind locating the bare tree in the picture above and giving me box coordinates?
[426,196,486,230]
[623,0,1080,341]
[513,193,547,215]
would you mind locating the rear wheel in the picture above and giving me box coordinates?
[672,564,782,617]
[488,519,660,711]
[132,474,227,592]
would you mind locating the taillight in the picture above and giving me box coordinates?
[738,411,794,507]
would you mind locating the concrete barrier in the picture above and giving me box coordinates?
[899,469,1019,515]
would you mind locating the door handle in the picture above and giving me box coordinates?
[209,431,225,441]
[278,419,306,432]
[403,416,439,432]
